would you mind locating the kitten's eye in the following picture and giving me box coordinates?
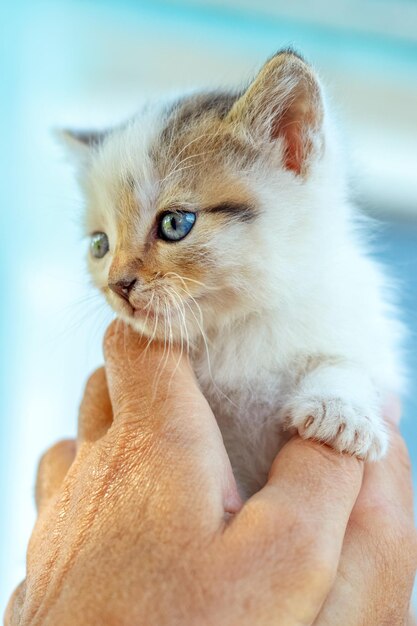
[90,232,109,258]
[158,211,196,242]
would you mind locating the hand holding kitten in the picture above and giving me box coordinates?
[6,322,416,626]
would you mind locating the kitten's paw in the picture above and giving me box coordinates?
[283,396,388,461]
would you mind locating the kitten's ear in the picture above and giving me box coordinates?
[227,50,324,176]
[55,128,107,162]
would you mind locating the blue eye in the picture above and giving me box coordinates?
[158,211,196,242]
[90,232,109,258]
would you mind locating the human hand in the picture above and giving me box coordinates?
[5,322,417,625]
[315,396,417,625]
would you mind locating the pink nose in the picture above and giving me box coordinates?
[108,278,137,302]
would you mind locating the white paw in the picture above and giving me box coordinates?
[283,396,388,461]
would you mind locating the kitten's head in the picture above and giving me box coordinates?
[64,50,332,344]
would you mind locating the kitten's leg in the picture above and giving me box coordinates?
[281,359,388,460]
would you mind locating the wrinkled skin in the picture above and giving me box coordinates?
[5,321,417,626]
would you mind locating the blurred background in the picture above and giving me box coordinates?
[1,0,416,611]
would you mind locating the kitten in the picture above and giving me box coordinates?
[64,50,404,498]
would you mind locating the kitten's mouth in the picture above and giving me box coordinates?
[132,306,159,320]
[111,296,161,323]
[109,287,187,328]
[130,299,171,323]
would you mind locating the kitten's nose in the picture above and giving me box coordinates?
[108,278,137,302]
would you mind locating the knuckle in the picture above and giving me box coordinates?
[291,534,336,595]
[396,447,413,476]
[291,512,341,589]
[286,518,337,592]
[35,439,75,506]
[388,430,412,469]
[84,367,106,395]
[5,580,26,625]
[359,509,417,568]
[37,439,74,472]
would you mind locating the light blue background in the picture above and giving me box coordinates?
[1,0,416,612]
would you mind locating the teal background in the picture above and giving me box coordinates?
[1,0,416,611]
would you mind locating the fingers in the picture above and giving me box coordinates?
[354,420,415,519]
[249,437,363,548]
[35,439,76,512]
[348,398,414,542]
[36,367,113,513]
[383,393,401,426]
[103,320,195,424]
[348,414,417,582]
[226,439,362,620]
[78,367,113,444]
[103,321,215,443]
[102,320,240,517]
[4,580,26,626]
[315,402,417,626]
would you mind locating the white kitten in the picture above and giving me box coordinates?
[64,50,404,497]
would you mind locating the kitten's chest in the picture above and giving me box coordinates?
[191,347,290,496]
[190,333,290,423]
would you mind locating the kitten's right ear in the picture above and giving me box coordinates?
[226,50,324,176]
[55,128,107,163]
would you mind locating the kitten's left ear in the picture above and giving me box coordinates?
[227,50,324,176]
[55,128,107,162]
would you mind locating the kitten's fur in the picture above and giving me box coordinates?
[65,51,403,497]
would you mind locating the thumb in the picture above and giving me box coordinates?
[103,320,241,516]
[103,320,207,435]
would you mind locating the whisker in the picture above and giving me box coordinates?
[152,298,171,397]
[159,286,188,397]
[180,289,238,409]
[163,270,218,293]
